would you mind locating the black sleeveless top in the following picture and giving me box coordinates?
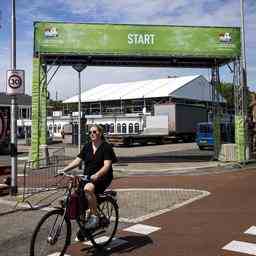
[77,141,117,179]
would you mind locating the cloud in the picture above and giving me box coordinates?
[0,0,255,95]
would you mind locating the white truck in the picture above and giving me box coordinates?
[107,103,208,146]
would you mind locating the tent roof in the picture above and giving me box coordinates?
[63,75,219,103]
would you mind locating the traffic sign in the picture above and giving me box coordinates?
[6,70,25,95]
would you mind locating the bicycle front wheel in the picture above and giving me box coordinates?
[90,196,119,247]
[30,209,71,256]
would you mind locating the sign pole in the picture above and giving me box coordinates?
[240,0,249,160]
[11,0,17,195]
[78,70,81,154]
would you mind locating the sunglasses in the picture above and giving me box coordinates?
[89,130,97,135]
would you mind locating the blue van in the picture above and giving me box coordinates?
[196,122,214,150]
[196,121,234,150]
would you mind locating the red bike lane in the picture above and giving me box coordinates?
[67,168,256,256]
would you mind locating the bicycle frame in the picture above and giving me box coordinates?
[55,173,118,245]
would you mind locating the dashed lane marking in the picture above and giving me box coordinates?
[82,236,128,249]
[222,240,256,255]
[47,253,71,256]
[245,226,256,236]
[123,224,161,235]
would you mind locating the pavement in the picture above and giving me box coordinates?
[0,160,256,255]
[64,164,256,256]
[1,141,256,255]
[1,141,220,174]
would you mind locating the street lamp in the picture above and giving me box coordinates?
[72,64,86,155]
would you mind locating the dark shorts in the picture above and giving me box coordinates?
[80,176,112,195]
[93,176,112,194]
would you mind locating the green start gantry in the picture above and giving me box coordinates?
[31,21,248,162]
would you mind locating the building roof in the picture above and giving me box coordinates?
[0,93,32,106]
[63,75,225,103]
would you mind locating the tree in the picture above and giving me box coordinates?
[216,82,235,109]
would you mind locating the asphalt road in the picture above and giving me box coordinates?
[1,164,256,256]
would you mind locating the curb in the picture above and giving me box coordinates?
[113,161,234,175]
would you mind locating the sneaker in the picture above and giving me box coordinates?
[76,229,85,241]
[84,215,99,230]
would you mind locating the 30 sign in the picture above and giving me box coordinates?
[6,70,25,95]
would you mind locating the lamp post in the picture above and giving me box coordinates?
[72,64,86,154]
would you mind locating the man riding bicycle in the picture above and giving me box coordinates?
[58,124,117,229]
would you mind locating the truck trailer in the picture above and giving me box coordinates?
[107,103,208,146]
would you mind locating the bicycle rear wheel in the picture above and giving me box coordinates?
[30,209,71,256]
[89,196,119,247]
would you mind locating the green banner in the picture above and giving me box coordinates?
[34,22,240,58]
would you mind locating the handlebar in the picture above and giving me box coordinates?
[55,172,91,182]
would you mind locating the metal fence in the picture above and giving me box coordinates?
[19,155,73,208]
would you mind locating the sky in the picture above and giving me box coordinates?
[0,0,255,100]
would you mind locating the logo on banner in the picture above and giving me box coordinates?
[44,27,58,38]
[219,32,232,43]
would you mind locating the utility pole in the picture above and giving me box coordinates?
[10,0,17,195]
[240,0,249,160]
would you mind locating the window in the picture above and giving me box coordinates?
[58,124,62,133]
[105,123,110,133]
[122,123,127,134]
[134,123,140,133]
[22,108,27,119]
[117,123,121,133]
[129,123,133,133]
[109,123,114,133]
[199,124,212,133]
[54,125,57,133]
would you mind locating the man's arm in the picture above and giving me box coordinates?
[59,157,82,173]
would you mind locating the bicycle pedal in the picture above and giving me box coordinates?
[58,199,65,207]
[100,217,110,227]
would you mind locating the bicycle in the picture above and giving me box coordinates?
[30,172,119,256]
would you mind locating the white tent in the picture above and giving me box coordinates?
[63,75,225,103]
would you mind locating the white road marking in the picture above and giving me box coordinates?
[18,156,28,161]
[17,173,27,176]
[222,240,256,255]
[83,236,127,249]
[123,224,161,235]
[245,226,256,236]
[47,253,71,256]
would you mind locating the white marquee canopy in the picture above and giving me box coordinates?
[63,75,225,103]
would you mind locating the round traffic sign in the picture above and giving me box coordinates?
[8,74,22,89]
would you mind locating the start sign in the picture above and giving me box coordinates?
[6,70,25,95]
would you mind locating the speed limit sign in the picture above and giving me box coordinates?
[6,70,25,95]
